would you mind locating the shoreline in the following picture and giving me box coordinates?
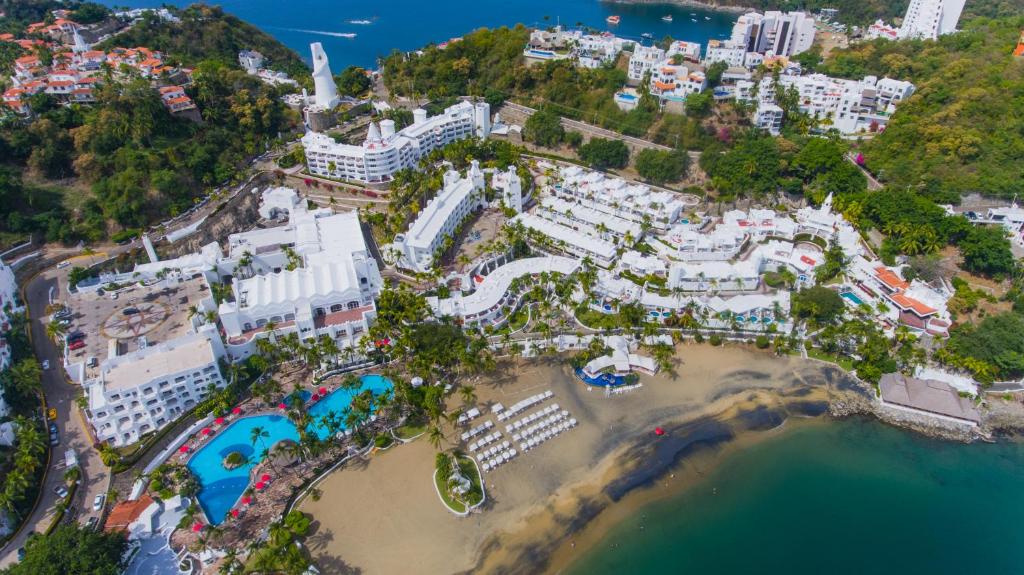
[297,345,1021,574]
[601,0,753,15]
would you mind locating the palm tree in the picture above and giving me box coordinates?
[250,426,270,451]
[427,425,444,450]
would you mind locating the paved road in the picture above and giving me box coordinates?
[0,251,110,568]
[501,102,675,152]
[0,159,282,566]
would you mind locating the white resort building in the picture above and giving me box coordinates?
[628,45,666,83]
[391,163,487,273]
[85,332,226,447]
[553,166,685,230]
[428,256,580,327]
[302,100,491,183]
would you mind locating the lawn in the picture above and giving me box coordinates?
[806,347,855,371]
[394,419,427,440]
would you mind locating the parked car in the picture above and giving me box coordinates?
[53,485,68,498]
[69,340,86,351]
[49,430,59,446]
[48,423,58,436]
[92,494,105,511]
[16,547,24,561]
[42,360,50,370]
[122,307,139,316]
[85,517,99,531]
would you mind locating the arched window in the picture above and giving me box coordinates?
[346,301,359,310]
[330,304,344,313]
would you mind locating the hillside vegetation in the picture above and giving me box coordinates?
[821,17,1024,199]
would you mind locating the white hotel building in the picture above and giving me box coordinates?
[86,331,226,447]
[302,100,491,183]
[553,166,685,230]
[391,163,487,273]
[217,207,383,357]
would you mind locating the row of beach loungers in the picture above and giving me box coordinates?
[513,411,577,450]
[468,431,503,452]
[506,404,563,433]
[496,390,555,422]
[480,444,519,472]
[456,407,482,425]
[460,420,494,442]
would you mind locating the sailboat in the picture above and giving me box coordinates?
[661,14,673,22]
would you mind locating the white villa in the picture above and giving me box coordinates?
[391,163,487,273]
[0,260,20,418]
[302,100,491,183]
[553,166,685,230]
[86,331,226,447]
[628,45,666,83]
[511,212,618,267]
[428,256,580,327]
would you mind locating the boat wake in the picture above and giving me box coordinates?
[271,26,357,38]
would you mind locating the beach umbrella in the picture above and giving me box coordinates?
[654,427,665,436]
[318,387,327,395]
[254,482,266,491]
[277,402,287,410]
[215,417,225,425]
[231,406,242,415]
[230,509,240,518]
[261,474,271,482]
[311,393,320,402]
[201,427,212,436]
[192,523,204,533]
[178,445,190,454]
[241,496,252,505]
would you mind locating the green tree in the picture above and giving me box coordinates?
[335,66,371,96]
[578,138,629,170]
[635,149,689,184]
[4,522,128,575]
[524,107,564,148]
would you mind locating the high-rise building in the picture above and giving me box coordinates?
[310,42,339,109]
[898,0,966,39]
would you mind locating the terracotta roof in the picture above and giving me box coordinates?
[15,55,40,66]
[874,266,909,290]
[105,494,155,532]
[889,293,937,317]
[159,86,184,94]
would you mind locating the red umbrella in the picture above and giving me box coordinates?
[277,403,287,410]
[261,474,271,482]
[192,523,204,533]
[201,427,212,436]
[241,496,252,505]
[231,406,242,415]
[318,387,327,395]
[654,427,665,436]
[179,445,190,454]
[311,393,320,401]
[230,509,240,518]
[254,482,266,490]
[214,417,225,425]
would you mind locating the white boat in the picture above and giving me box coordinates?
[661,15,673,22]
[705,16,711,20]
[607,15,621,24]
[691,18,698,22]
[641,32,653,38]
[347,19,373,25]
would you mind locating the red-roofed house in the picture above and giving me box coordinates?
[104,494,155,533]
[159,86,196,112]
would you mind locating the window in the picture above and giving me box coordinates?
[284,313,295,321]
[347,301,360,310]
[330,304,343,313]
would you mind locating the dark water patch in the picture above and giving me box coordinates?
[707,386,774,402]
[779,386,813,397]
[734,405,786,431]
[786,400,829,417]
[603,417,734,502]
[722,369,772,381]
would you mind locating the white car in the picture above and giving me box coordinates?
[42,360,50,370]
[92,494,105,511]
[56,261,71,269]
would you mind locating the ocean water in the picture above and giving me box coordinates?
[567,420,1024,575]
[95,0,734,69]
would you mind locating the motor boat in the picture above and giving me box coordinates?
[606,15,621,24]
[661,15,673,22]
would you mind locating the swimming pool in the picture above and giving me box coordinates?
[575,368,625,387]
[527,49,556,58]
[840,291,864,306]
[615,92,638,102]
[187,374,392,524]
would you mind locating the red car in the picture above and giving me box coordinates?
[68,340,86,350]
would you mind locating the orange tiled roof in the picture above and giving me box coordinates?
[654,81,675,91]
[159,86,183,94]
[889,293,937,316]
[15,55,41,66]
[0,33,14,41]
[165,96,192,105]
[874,266,909,290]
[105,494,155,532]
[139,58,163,67]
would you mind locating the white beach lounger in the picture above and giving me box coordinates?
[469,442,478,452]
[570,418,578,426]
[485,421,494,429]
[562,409,569,417]
[461,432,470,442]
[483,463,491,472]
[502,440,510,450]
[520,442,528,451]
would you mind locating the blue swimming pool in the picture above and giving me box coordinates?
[575,368,625,387]
[840,291,864,306]
[187,374,392,524]
[615,92,638,102]
[528,49,556,57]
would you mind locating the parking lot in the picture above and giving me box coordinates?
[64,276,211,379]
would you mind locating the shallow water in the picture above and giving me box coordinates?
[566,419,1024,575]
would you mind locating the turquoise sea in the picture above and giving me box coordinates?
[566,419,1024,575]
[96,0,734,69]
